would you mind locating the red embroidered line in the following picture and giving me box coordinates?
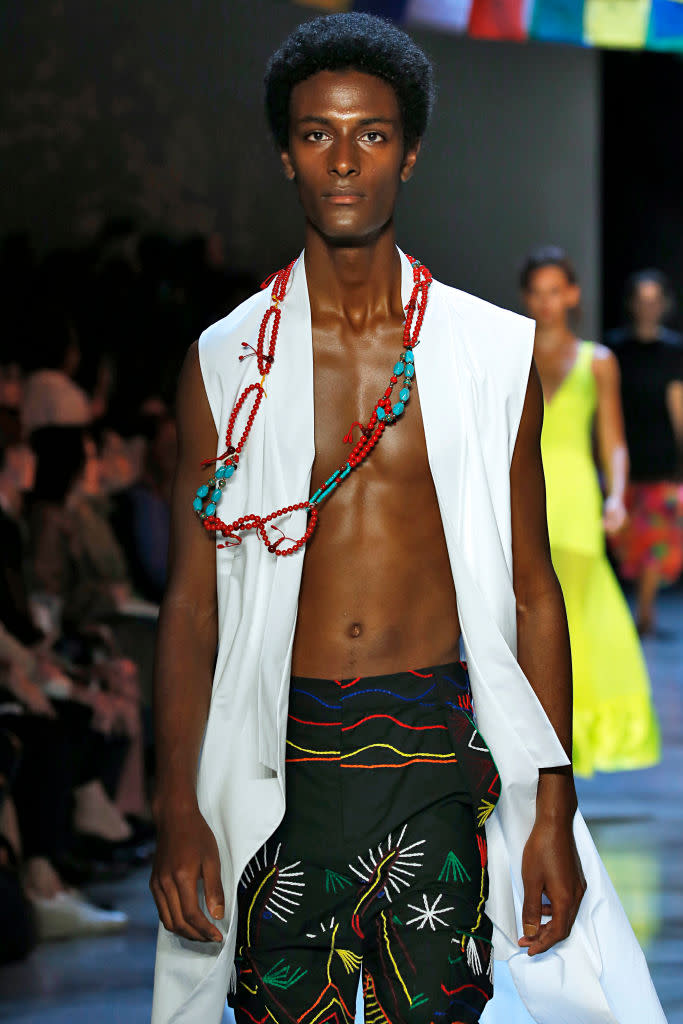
[441,983,491,1000]
[340,758,458,769]
[336,677,363,688]
[288,715,342,727]
[239,1011,268,1024]
[408,669,435,678]
[341,714,448,732]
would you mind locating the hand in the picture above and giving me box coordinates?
[7,664,57,718]
[603,494,628,535]
[519,815,586,955]
[150,800,225,943]
[96,658,140,700]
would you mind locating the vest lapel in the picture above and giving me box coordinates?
[257,254,315,771]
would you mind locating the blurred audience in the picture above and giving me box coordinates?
[606,270,683,634]
[0,222,260,960]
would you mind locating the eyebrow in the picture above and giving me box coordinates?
[296,115,397,127]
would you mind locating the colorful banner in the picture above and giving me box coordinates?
[295,0,683,52]
[468,0,529,39]
[405,0,473,33]
[584,0,651,48]
[647,0,683,49]
[531,0,585,44]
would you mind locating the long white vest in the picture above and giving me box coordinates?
[152,250,665,1024]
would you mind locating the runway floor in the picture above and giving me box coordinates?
[1,589,681,1023]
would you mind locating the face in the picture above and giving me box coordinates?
[522,265,580,329]
[281,70,420,246]
[5,444,36,492]
[631,280,666,328]
[99,429,136,493]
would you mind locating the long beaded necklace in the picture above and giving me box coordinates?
[192,254,432,554]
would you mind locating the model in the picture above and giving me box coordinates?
[150,15,664,1024]
[521,247,661,776]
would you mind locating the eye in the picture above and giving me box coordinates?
[361,131,385,143]
[305,130,329,142]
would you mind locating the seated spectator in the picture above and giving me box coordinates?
[29,425,133,628]
[109,413,176,602]
[0,634,132,942]
[21,308,109,436]
[1,426,150,824]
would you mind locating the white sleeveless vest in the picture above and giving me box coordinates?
[152,250,665,1024]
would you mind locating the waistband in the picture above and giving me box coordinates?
[290,660,468,688]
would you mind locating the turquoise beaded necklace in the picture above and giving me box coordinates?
[192,255,432,554]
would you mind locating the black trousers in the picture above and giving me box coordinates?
[230,662,501,1024]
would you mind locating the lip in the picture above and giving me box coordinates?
[323,193,365,204]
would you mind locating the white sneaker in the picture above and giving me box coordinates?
[30,889,128,941]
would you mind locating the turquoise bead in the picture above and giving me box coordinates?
[405,365,415,379]
[404,350,414,363]
[215,466,227,479]
[205,502,216,516]
[192,497,203,512]
[225,465,236,478]
[394,361,405,375]
[196,485,209,498]
[399,388,410,402]
[393,402,405,416]
[211,489,222,502]
[376,406,386,420]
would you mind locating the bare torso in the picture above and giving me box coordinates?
[291,302,460,678]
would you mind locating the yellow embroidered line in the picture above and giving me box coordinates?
[352,851,395,919]
[240,982,259,995]
[340,743,457,761]
[381,911,411,1004]
[286,740,341,756]
[246,866,276,946]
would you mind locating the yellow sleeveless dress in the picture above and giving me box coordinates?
[540,341,660,776]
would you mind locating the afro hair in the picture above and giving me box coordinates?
[265,13,435,152]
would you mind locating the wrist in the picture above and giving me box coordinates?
[536,766,578,823]
[152,781,199,824]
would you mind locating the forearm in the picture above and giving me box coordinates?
[152,593,217,817]
[605,442,629,501]
[516,571,577,818]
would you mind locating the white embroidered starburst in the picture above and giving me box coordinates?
[405,893,455,931]
[239,840,305,923]
[348,823,425,902]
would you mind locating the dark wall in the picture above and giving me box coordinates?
[1,0,601,332]
[602,50,683,333]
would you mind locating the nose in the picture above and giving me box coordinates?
[328,135,359,178]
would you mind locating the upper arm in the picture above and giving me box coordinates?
[510,361,556,606]
[592,345,626,458]
[164,341,219,617]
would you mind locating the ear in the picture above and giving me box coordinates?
[400,139,421,183]
[280,150,296,181]
[568,283,581,310]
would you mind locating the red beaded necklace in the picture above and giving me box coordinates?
[192,254,432,554]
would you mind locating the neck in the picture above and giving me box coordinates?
[533,323,576,352]
[634,324,659,342]
[303,224,403,331]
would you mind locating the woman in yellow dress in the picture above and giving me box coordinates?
[520,247,660,776]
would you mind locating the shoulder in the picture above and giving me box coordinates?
[198,287,270,365]
[589,342,620,383]
[659,326,683,347]
[604,326,629,348]
[435,279,533,338]
[432,279,535,376]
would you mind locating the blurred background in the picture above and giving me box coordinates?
[0,1,681,1022]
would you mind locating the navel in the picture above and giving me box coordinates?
[348,622,363,639]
